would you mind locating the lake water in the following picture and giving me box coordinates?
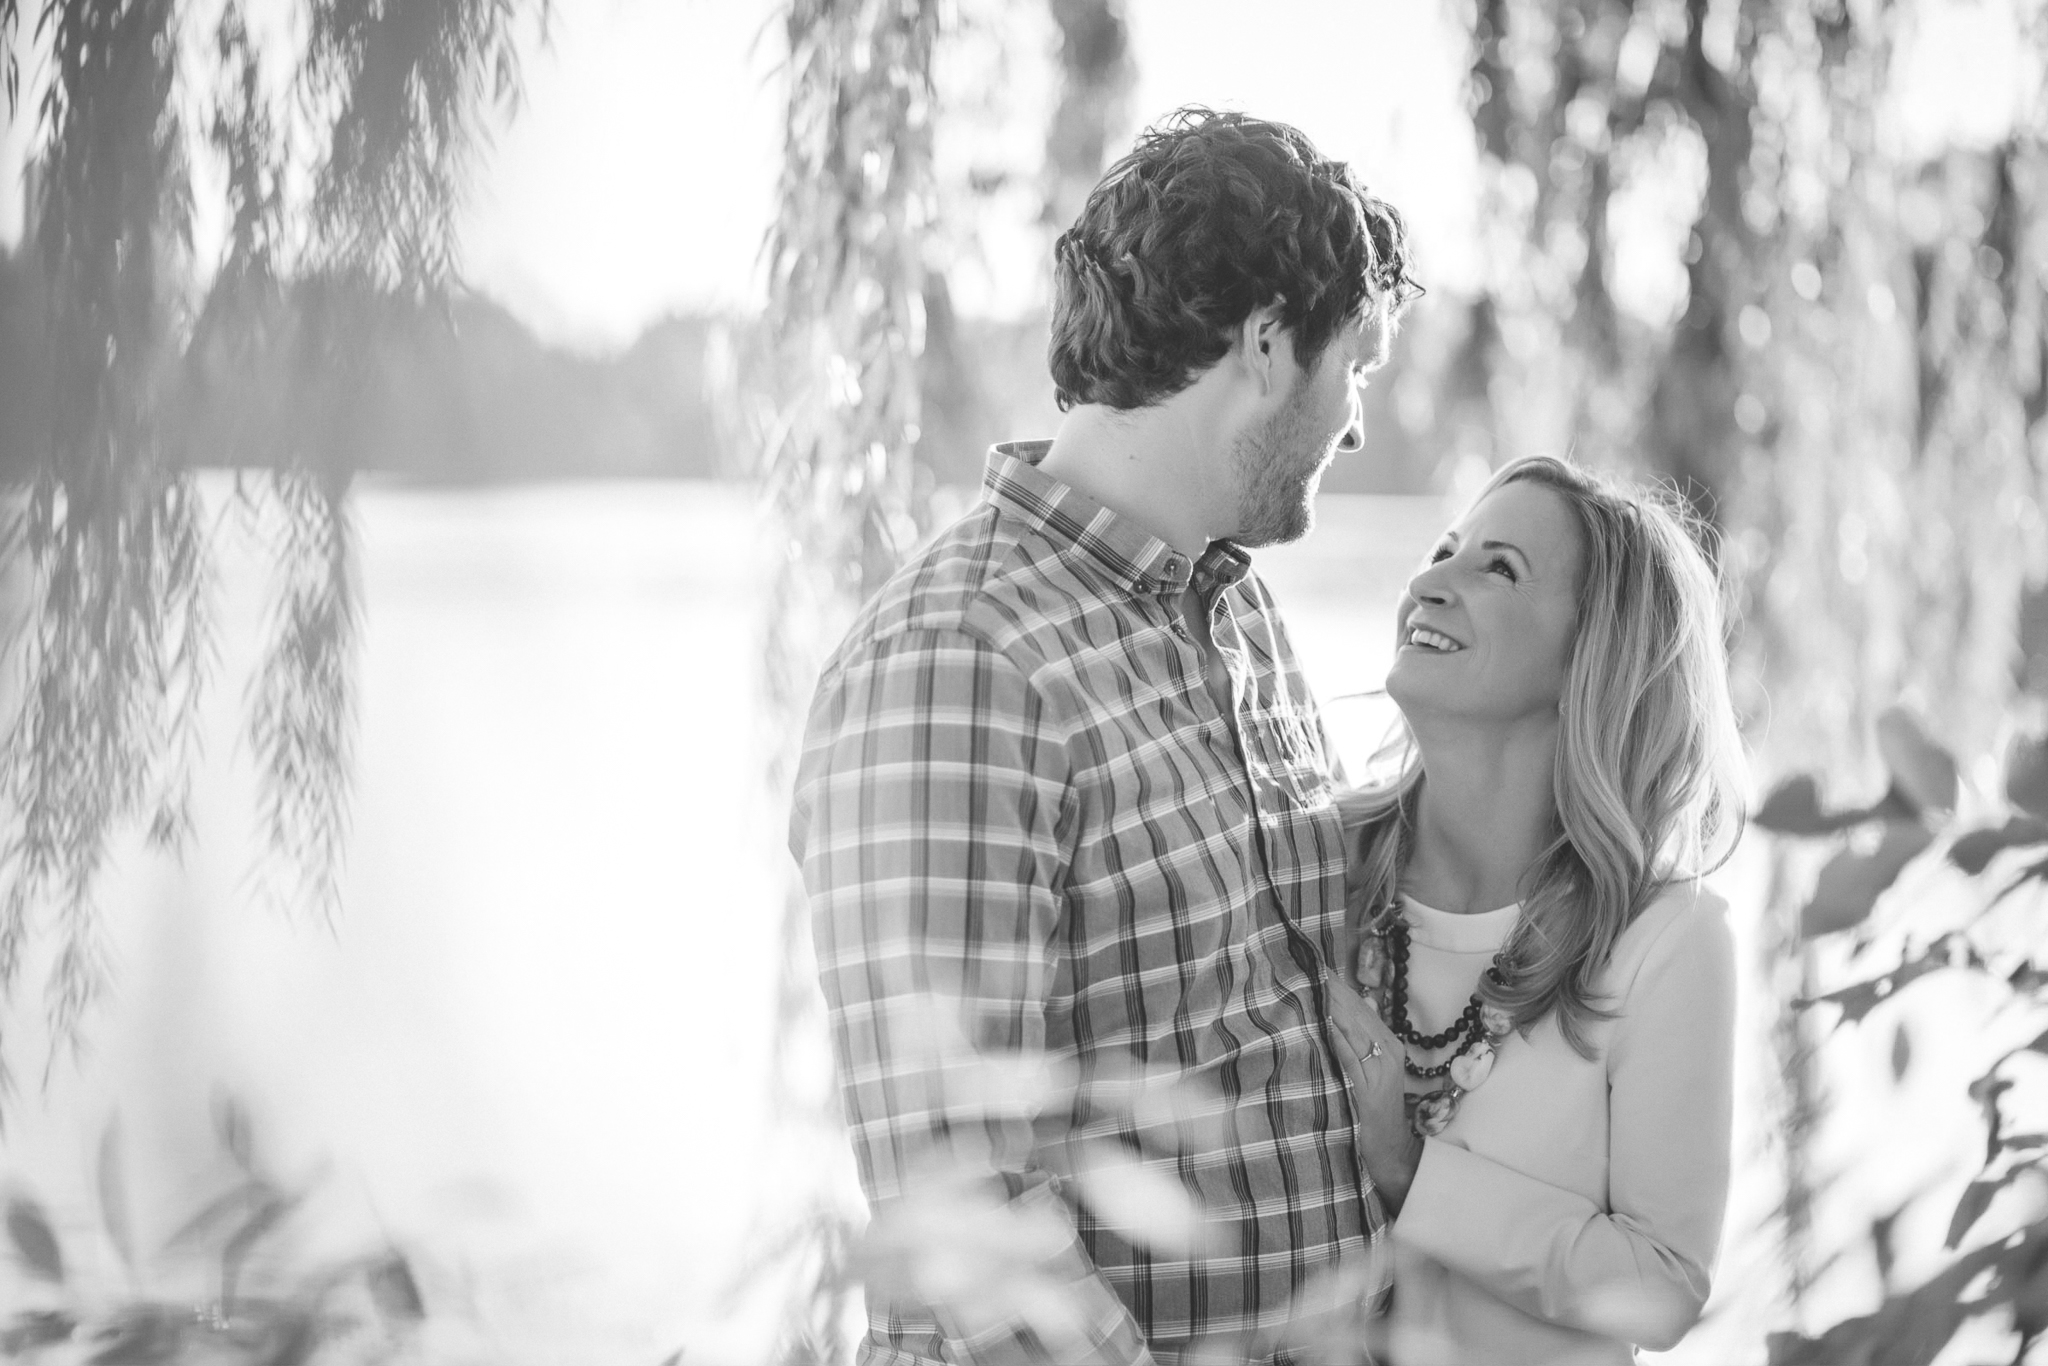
[0,477,1874,1364]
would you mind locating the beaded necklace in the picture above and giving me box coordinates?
[1360,903,1518,1137]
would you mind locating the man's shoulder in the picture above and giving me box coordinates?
[839,498,1095,662]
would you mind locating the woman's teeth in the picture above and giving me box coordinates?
[1408,627,1462,652]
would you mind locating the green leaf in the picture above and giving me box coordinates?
[2007,731,2048,819]
[1967,1073,2013,1108]
[2015,1227,2048,1336]
[1801,823,1934,937]
[367,1250,426,1321]
[0,1309,76,1353]
[98,1116,136,1280]
[6,1196,63,1283]
[1948,816,2048,874]
[252,1309,320,1366]
[160,1180,269,1254]
[1890,1022,1912,1081]
[1946,1176,2004,1249]
[214,1091,255,1171]
[1756,774,1870,835]
[1871,1204,1905,1285]
[1798,949,1947,1023]
[1765,1329,1820,1364]
[84,1305,184,1364]
[1767,1237,2007,1366]
[1970,1073,2015,1165]
[1876,706,1959,817]
[1754,773,1910,838]
[220,1190,296,1312]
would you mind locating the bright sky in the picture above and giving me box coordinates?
[458,0,1482,350]
[0,0,2034,352]
[439,0,2040,350]
[456,0,788,349]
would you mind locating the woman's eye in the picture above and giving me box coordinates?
[1488,557,1518,581]
[1428,545,1452,564]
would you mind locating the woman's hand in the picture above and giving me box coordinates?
[1325,970,1423,1216]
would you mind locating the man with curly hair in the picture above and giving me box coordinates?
[791,106,1420,1365]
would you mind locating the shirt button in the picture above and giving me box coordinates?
[1163,555,1183,579]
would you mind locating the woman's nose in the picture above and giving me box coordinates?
[1406,561,1454,605]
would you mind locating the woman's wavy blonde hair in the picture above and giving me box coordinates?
[1337,455,1748,1057]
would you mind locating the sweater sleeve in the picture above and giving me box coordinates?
[1393,890,1736,1351]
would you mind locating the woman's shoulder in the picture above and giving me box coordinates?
[1603,879,1736,999]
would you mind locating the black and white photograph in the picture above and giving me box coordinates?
[1,1,2046,1363]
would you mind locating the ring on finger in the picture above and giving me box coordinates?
[1359,1039,1383,1062]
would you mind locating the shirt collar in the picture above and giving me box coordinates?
[983,441,1253,597]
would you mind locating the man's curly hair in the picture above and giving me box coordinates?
[1049,106,1419,412]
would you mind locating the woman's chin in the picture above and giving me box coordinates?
[1383,662,1426,712]
[1385,662,1470,728]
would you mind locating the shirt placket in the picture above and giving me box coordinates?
[1208,593,1321,956]
[1211,585,1371,1210]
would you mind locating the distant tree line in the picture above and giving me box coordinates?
[0,247,729,483]
[1,243,1459,492]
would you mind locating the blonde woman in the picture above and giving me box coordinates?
[1326,456,1747,1366]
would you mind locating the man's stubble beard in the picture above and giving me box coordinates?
[1229,389,1337,549]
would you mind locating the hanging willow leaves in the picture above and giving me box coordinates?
[0,0,541,1100]
[746,0,943,1357]
[1042,0,1133,233]
[0,0,206,1094]
[753,0,946,1061]
[1455,2,2048,1332]
[745,0,1139,1354]
[1452,0,2048,766]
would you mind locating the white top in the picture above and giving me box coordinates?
[1385,884,1737,1366]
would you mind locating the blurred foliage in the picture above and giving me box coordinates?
[1755,710,2048,1364]
[0,0,542,1104]
[1040,0,1133,234]
[1455,0,2048,1334]
[1451,0,2048,766]
[0,1095,429,1364]
[745,2,944,1357]
[741,2,1152,1359]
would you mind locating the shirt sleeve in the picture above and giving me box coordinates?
[1392,891,1736,1351]
[789,625,1156,1366]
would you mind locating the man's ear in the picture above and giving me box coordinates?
[1235,298,1291,395]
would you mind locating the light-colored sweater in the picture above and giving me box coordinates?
[1384,883,1736,1366]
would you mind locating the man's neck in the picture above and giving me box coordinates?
[1403,717,1561,915]
[1037,393,1234,559]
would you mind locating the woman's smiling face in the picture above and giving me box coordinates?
[1386,479,1586,728]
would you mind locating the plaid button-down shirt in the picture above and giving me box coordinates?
[790,442,1387,1365]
